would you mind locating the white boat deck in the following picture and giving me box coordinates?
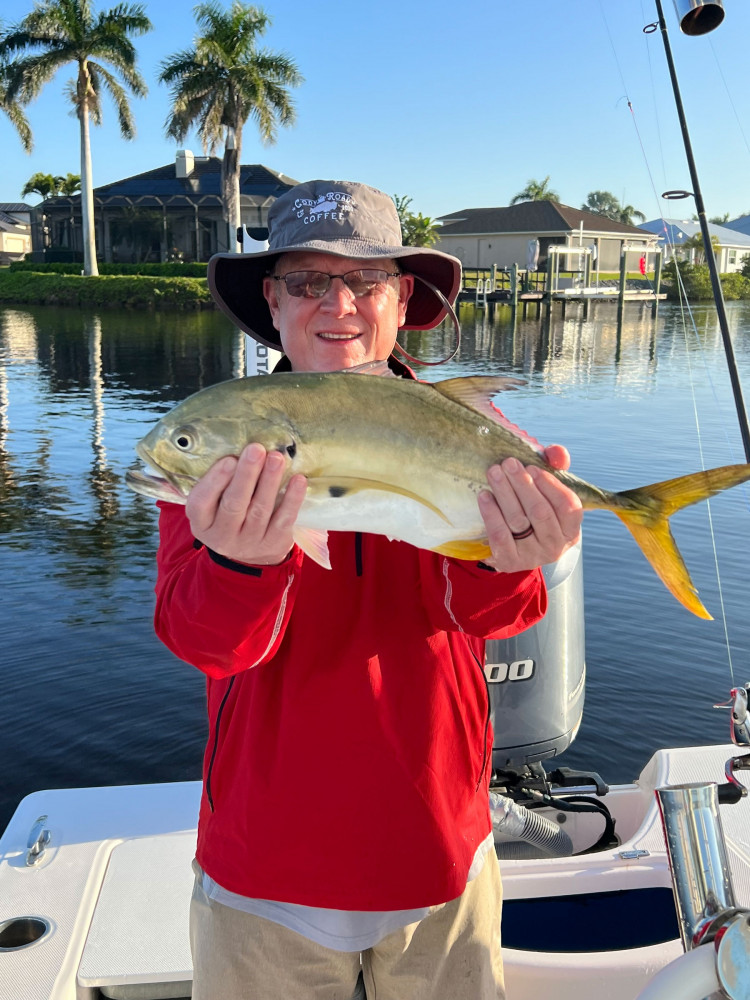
[0,744,748,1000]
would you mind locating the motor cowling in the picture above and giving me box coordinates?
[485,539,585,768]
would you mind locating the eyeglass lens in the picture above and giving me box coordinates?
[278,269,398,299]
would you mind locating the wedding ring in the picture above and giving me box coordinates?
[511,525,534,541]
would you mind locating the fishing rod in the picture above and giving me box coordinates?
[649,0,750,461]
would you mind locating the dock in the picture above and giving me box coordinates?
[458,246,666,318]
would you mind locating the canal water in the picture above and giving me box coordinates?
[2,299,750,833]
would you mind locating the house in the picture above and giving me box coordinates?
[435,202,656,272]
[720,213,750,244]
[639,218,750,272]
[0,203,33,264]
[29,152,297,263]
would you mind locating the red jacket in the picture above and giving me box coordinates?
[155,504,546,910]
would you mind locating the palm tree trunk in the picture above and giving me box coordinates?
[221,126,241,254]
[78,65,99,277]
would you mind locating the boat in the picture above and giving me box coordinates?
[2,2,750,998]
[2,683,749,999]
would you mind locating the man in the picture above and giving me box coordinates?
[154,179,583,1000]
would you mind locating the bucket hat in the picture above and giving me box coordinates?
[207,179,462,351]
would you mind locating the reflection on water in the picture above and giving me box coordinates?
[2,299,750,832]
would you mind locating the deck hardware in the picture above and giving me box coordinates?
[714,686,750,799]
[656,783,736,951]
[618,850,650,860]
[25,816,51,867]
[716,913,750,1000]
[0,916,50,950]
[714,685,750,745]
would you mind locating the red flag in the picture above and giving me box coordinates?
[639,255,646,276]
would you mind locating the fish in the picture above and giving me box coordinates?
[126,367,750,619]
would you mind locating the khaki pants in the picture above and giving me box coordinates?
[189,853,504,1000]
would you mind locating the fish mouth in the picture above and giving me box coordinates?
[125,444,197,503]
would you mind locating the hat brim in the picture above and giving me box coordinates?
[207,243,462,351]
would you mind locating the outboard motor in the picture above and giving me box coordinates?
[486,538,585,770]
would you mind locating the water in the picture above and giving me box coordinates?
[2,299,750,834]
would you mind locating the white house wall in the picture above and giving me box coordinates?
[436,234,531,268]
[436,232,653,271]
[0,231,31,258]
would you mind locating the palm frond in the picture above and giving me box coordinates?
[1,88,33,152]
[90,59,136,137]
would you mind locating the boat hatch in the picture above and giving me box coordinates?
[76,832,195,999]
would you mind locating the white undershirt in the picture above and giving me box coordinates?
[201,833,494,952]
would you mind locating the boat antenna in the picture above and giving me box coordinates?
[647,0,750,461]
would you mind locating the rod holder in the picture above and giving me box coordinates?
[672,0,724,36]
[656,782,736,951]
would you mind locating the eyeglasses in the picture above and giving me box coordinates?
[272,268,401,299]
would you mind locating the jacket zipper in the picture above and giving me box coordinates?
[470,646,491,792]
[355,532,363,577]
[206,676,235,812]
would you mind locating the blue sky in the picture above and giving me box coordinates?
[2,0,749,223]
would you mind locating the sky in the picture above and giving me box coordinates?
[2,0,750,225]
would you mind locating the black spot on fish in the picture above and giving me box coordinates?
[329,485,348,498]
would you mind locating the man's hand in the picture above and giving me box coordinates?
[477,446,583,572]
[186,444,307,566]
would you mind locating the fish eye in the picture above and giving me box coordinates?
[172,426,196,451]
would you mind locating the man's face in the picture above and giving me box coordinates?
[262,252,414,372]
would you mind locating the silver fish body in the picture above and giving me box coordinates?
[127,370,750,618]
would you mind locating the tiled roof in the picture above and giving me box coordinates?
[437,201,651,237]
[0,203,33,213]
[42,160,298,207]
[0,211,28,229]
[723,214,750,237]
[640,218,750,247]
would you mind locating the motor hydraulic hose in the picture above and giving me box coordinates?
[490,792,573,859]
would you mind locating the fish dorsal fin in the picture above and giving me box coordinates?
[333,360,397,377]
[432,376,545,454]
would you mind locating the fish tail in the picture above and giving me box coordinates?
[613,464,750,619]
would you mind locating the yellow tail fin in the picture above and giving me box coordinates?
[614,464,750,619]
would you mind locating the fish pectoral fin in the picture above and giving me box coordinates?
[432,376,545,454]
[308,477,450,524]
[431,539,493,561]
[293,526,331,569]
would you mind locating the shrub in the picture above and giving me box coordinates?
[0,271,213,309]
[721,271,750,300]
[661,261,750,300]
[11,260,208,278]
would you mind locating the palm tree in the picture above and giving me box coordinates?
[582,190,621,218]
[682,231,720,265]
[58,171,82,195]
[402,213,440,248]
[160,2,303,253]
[0,56,32,152]
[0,1,152,276]
[393,194,413,232]
[510,176,560,204]
[618,204,646,226]
[21,171,62,200]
